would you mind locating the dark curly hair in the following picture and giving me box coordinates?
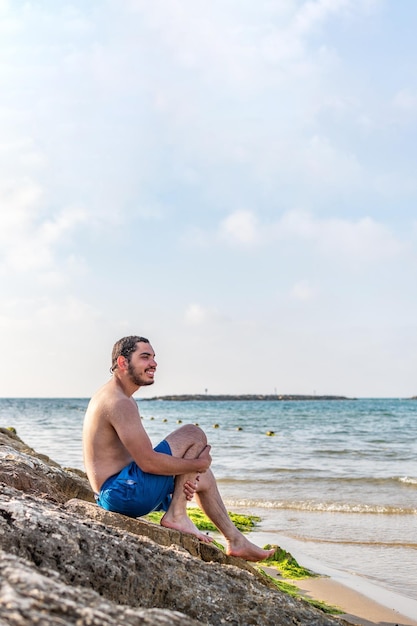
[111,335,150,373]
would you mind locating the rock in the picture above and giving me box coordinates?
[0,427,94,503]
[0,550,201,625]
[0,427,350,626]
[65,498,262,575]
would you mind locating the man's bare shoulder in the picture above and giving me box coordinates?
[86,380,138,423]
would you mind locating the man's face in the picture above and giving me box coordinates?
[127,342,157,387]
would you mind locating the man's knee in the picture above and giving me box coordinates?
[166,423,207,453]
[178,423,207,445]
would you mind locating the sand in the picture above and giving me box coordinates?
[262,566,417,626]
[295,576,417,626]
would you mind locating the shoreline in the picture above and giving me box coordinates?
[206,519,417,625]
[245,528,417,625]
[261,565,417,626]
[294,576,417,626]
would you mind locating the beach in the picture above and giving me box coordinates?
[276,573,417,626]
[236,521,417,625]
[1,396,416,623]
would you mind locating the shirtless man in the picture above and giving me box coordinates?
[83,335,275,562]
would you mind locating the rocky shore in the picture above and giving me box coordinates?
[0,426,353,626]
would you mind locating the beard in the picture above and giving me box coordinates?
[127,361,155,386]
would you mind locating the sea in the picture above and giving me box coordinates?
[1,397,416,618]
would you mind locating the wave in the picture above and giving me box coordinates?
[400,476,417,485]
[218,474,417,487]
[281,536,417,549]
[224,498,417,515]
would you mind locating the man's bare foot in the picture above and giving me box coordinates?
[226,536,276,562]
[161,512,213,544]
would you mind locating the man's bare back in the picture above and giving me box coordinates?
[83,380,139,493]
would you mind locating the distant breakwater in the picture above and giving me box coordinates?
[143,394,353,402]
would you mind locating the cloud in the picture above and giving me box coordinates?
[215,208,404,264]
[183,303,228,327]
[0,294,99,333]
[124,0,378,98]
[293,0,352,37]
[303,134,362,186]
[0,0,383,233]
[278,210,404,262]
[218,210,260,246]
[392,88,417,113]
[317,215,403,261]
[290,280,317,301]
[0,178,87,275]
[184,304,208,326]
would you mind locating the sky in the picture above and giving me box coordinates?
[1,0,416,399]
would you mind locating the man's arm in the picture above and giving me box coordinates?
[111,398,211,475]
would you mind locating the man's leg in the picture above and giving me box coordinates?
[162,424,275,561]
[160,425,212,543]
[193,470,276,562]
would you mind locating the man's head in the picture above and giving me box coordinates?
[111,335,150,373]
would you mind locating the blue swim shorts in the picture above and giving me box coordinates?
[95,440,175,518]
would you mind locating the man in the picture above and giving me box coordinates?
[83,335,275,562]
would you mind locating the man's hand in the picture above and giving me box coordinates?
[182,445,211,499]
[197,444,212,471]
[183,475,199,501]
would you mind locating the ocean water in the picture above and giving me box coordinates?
[1,397,416,613]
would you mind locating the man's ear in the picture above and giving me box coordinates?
[117,355,128,371]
